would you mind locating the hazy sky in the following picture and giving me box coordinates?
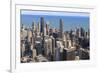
[21,10,89,31]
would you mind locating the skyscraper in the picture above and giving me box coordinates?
[59,19,63,39]
[63,33,67,48]
[79,27,85,38]
[40,17,45,50]
[37,22,40,34]
[40,17,44,33]
[44,25,47,36]
[27,29,32,43]
[35,41,42,55]
[32,21,35,32]
[51,36,55,54]
[44,39,48,57]
[46,23,49,35]
[55,41,62,61]
[21,43,25,57]
[32,49,37,61]
[48,38,52,54]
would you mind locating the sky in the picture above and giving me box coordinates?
[21,10,90,31]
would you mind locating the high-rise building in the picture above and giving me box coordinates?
[31,32,35,49]
[86,28,89,39]
[32,49,37,61]
[40,17,44,33]
[21,24,24,33]
[48,38,52,54]
[88,28,90,38]
[79,27,85,38]
[21,43,25,57]
[49,28,53,36]
[44,24,47,36]
[51,36,55,54]
[46,22,49,35]
[27,29,32,43]
[32,21,36,32]
[67,40,72,49]
[59,19,63,39]
[55,48,60,61]
[21,27,28,41]
[44,39,48,57]
[40,17,45,50]
[44,37,53,60]
[37,22,40,34]
[35,41,42,55]
[50,36,56,60]
[55,41,63,61]
[63,33,67,48]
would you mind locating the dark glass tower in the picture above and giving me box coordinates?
[40,17,45,55]
[40,17,44,33]
[32,21,35,31]
[59,19,63,39]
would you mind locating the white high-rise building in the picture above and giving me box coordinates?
[44,39,48,57]
[21,43,25,57]
[27,29,32,43]
[51,36,55,54]
[21,28,27,40]
[48,38,53,54]
[63,33,67,48]
[67,40,72,49]
[32,49,37,61]
[44,26,47,36]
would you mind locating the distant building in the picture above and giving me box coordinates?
[37,22,40,34]
[35,41,42,55]
[32,21,36,32]
[27,29,32,43]
[40,17,44,33]
[59,19,63,39]
[32,49,37,61]
[21,42,25,57]
[46,22,49,35]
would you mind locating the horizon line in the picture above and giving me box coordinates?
[21,10,89,17]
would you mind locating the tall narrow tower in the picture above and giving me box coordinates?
[40,17,45,51]
[37,22,40,33]
[40,17,44,33]
[59,19,63,39]
[32,21,35,32]
[46,22,50,35]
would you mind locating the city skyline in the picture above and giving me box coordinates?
[21,10,89,31]
[20,10,90,63]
